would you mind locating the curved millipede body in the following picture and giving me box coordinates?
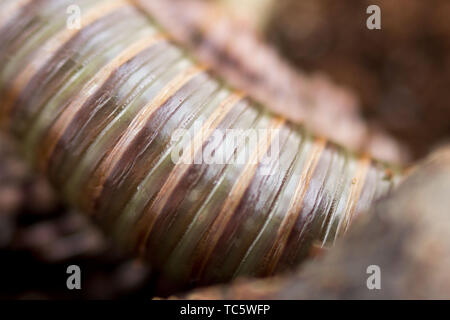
[0,0,401,291]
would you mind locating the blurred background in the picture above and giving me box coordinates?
[264,0,450,159]
[1,0,449,299]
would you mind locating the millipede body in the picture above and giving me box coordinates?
[0,0,400,291]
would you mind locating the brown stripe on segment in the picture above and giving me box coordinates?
[0,0,52,122]
[135,91,246,253]
[12,5,145,137]
[205,125,294,281]
[336,154,371,237]
[47,39,168,182]
[0,0,130,124]
[230,128,305,278]
[265,136,327,275]
[276,143,341,266]
[37,33,168,172]
[315,147,353,247]
[143,99,258,268]
[83,65,206,213]
[93,72,211,224]
[192,117,286,279]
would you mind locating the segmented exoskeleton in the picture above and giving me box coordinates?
[0,0,401,291]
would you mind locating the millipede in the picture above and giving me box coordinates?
[0,0,402,292]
